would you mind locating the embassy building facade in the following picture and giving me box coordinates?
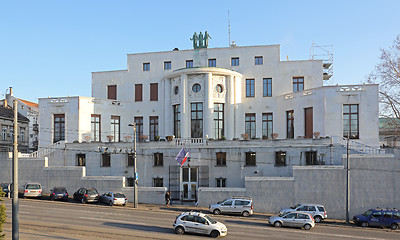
[38,42,381,202]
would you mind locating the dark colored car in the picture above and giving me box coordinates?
[1,183,10,195]
[73,188,100,204]
[50,187,69,201]
[353,208,400,230]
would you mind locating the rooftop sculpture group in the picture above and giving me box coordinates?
[191,31,211,49]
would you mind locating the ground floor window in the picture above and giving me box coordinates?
[76,153,86,166]
[216,178,226,187]
[126,177,134,187]
[275,151,286,166]
[305,151,318,165]
[101,153,111,167]
[153,177,163,187]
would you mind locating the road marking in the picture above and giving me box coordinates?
[79,216,150,226]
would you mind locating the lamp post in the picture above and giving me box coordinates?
[128,123,138,208]
[345,133,350,223]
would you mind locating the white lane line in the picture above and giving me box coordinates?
[228,224,386,240]
[79,216,150,226]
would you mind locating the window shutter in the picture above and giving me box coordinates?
[107,85,116,100]
[135,84,142,102]
[150,83,158,101]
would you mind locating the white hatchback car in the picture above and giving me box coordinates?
[173,212,228,238]
[100,192,127,206]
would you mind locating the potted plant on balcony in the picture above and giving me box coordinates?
[139,135,149,142]
[123,135,132,142]
[107,135,114,142]
[241,133,249,140]
[84,135,91,142]
[271,133,279,140]
[313,132,321,139]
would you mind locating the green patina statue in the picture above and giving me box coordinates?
[191,31,211,49]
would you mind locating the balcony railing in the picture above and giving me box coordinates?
[331,136,385,154]
[174,138,206,146]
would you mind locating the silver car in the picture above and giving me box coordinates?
[269,211,315,230]
[209,197,253,217]
[173,211,228,238]
[21,183,42,199]
[279,203,327,223]
[100,192,127,206]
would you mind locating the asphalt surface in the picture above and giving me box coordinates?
[1,198,400,239]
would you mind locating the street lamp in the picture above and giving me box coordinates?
[128,123,138,208]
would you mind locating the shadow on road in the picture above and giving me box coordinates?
[224,219,269,228]
[104,222,173,234]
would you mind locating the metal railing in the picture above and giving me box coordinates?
[28,140,66,158]
[174,138,206,146]
[331,136,385,154]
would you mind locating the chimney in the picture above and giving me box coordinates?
[3,99,7,108]
[9,87,13,96]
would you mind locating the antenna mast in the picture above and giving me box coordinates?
[228,10,231,47]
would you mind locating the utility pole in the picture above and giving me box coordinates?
[128,123,138,208]
[12,100,19,239]
[345,133,350,223]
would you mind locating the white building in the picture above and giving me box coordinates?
[37,42,381,202]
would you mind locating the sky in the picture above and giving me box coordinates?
[0,0,399,103]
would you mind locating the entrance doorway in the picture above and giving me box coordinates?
[181,167,198,201]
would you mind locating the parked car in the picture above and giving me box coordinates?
[100,192,127,206]
[353,208,400,230]
[21,183,42,199]
[279,203,327,223]
[73,188,100,204]
[209,197,253,217]
[1,183,10,195]
[269,211,315,230]
[50,187,69,201]
[173,211,228,238]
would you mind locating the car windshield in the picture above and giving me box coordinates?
[87,189,98,195]
[291,204,301,209]
[114,193,125,198]
[54,188,67,193]
[204,215,217,224]
[26,184,41,189]
[362,210,373,217]
[217,199,228,204]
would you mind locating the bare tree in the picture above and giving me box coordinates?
[367,35,400,128]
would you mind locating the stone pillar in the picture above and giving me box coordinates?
[226,75,235,140]
[163,79,171,137]
[204,73,213,139]
[180,74,190,138]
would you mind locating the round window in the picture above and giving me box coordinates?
[174,86,179,95]
[216,84,223,93]
[192,83,201,93]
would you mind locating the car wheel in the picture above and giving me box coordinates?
[360,221,368,228]
[109,201,113,206]
[314,216,322,223]
[390,223,398,230]
[213,209,221,215]
[210,230,220,238]
[242,211,250,217]
[175,226,185,235]
[81,198,86,204]
[304,224,312,230]
[274,221,282,228]
[123,204,126,206]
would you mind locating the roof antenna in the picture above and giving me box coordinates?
[228,10,231,47]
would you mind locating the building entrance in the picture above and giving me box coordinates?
[181,167,198,201]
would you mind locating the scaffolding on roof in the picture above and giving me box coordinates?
[310,43,334,85]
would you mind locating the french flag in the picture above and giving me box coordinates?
[176,148,189,167]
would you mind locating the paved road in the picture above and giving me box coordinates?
[2,199,400,240]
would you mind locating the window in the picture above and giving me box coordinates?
[134,117,143,142]
[186,60,193,68]
[153,177,163,187]
[101,153,111,167]
[245,152,256,166]
[20,127,25,142]
[245,113,256,139]
[127,153,134,167]
[164,61,171,70]
[153,152,163,166]
[192,83,201,93]
[208,59,216,67]
[150,83,158,101]
[174,86,179,95]
[149,116,159,141]
[216,178,226,187]
[91,114,101,142]
[343,104,359,139]
[76,154,86,166]
[275,151,286,166]
[235,200,250,206]
[214,103,224,139]
[262,113,273,139]
[372,212,382,218]
[287,110,294,139]
[246,79,255,97]
[222,200,232,206]
[305,151,318,165]
[135,84,142,102]
[126,177,134,187]
[216,84,223,93]
[263,78,272,97]
[293,77,304,92]
[107,85,117,100]
[191,103,203,138]
[1,127,6,141]
[111,116,120,142]
[231,57,239,66]
[255,56,263,65]
[383,212,392,218]
[216,152,226,166]
[54,114,65,143]
[173,105,181,138]
[143,62,150,71]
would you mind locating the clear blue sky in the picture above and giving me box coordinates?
[1,0,399,103]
